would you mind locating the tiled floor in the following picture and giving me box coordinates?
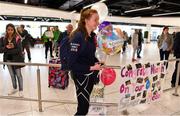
[0,42,179,116]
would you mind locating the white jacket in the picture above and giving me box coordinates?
[132,33,138,48]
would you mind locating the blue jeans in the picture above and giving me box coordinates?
[159,49,170,69]
[7,65,23,91]
[137,44,142,57]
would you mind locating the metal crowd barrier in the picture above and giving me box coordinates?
[0,58,179,113]
[0,61,120,112]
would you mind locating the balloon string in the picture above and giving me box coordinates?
[103,85,106,89]
[98,70,105,89]
[100,54,121,69]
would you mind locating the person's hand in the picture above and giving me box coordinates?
[6,45,11,49]
[115,28,124,38]
[9,43,14,48]
[90,63,101,71]
[49,38,52,41]
[6,43,14,49]
[167,48,171,51]
[95,61,105,66]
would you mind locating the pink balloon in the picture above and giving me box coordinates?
[100,68,116,86]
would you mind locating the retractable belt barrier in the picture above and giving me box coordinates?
[0,58,179,113]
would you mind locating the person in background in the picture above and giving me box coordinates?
[63,24,73,38]
[128,35,132,44]
[53,26,61,57]
[58,24,73,44]
[172,32,176,40]
[68,9,101,115]
[137,29,143,58]
[19,24,31,61]
[171,32,180,87]
[42,26,54,59]
[157,35,160,40]
[16,26,22,37]
[0,23,24,97]
[122,31,128,54]
[57,24,73,58]
[157,26,173,69]
[132,29,139,62]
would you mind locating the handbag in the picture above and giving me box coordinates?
[91,70,105,102]
[91,85,104,100]
[13,52,25,69]
[89,84,106,115]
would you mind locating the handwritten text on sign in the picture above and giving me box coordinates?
[119,62,166,110]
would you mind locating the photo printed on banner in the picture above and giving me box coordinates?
[119,62,166,111]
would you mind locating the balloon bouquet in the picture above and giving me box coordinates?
[97,19,126,87]
[91,2,124,87]
[90,3,123,103]
[97,21,124,56]
[96,21,123,87]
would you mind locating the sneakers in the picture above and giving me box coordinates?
[171,84,175,88]
[8,89,24,97]
[132,58,137,62]
[28,58,31,62]
[56,53,59,57]
[137,56,141,58]
[19,91,24,97]
[171,83,180,88]
[8,89,18,95]
[165,70,169,74]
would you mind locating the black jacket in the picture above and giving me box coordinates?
[20,29,31,46]
[173,32,180,58]
[58,30,68,46]
[0,36,24,68]
[138,31,143,46]
[68,31,98,74]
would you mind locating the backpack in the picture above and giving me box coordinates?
[59,37,70,71]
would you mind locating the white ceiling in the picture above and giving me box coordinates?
[0,1,180,26]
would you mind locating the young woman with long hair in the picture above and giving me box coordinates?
[0,23,24,97]
[157,26,173,69]
[68,9,101,115]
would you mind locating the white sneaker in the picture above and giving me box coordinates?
[19,91,24,97]
[165,71,168,74]
[8,89,18,95]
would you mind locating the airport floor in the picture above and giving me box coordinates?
[0,42,180,116]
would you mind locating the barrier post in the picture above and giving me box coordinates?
[37,66,43,112]
[173,61,180,96]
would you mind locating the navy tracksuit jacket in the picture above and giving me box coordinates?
[69,31,99,115]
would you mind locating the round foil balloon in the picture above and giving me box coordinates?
[97,21,124,55]
[91,2,108,23]
[100,68,116,86]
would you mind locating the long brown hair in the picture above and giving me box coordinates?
[5,23,17,39]
[70,8,98,41]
